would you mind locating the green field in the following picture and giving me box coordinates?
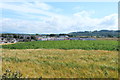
[2,40,119,51]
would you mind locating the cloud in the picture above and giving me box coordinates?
[1,13,118,34]
[24,2,53,10]
[1,2,118,34]
[99,14,118,26]
[73,10,95,17]
[0,2,60,17]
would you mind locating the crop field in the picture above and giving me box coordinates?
[1,40,119,78]
[2,49,118,78]
[2,40,119,51]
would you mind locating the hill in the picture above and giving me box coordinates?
[69,30,120,38]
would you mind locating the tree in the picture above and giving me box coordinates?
[49,34,56,37]
[27,37,30,39]
[13,34,19,38]
[107,34,113,38]
[36,34,39,35]
[31,36,37,40]
[20,36,23,39]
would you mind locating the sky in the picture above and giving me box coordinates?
[0,2,118,34]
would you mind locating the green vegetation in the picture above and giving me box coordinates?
[2,39,119,78]
[2,69,42,79]
[2,40,118,51]
[1,30,120,38]
[2,69,23,78]
[70,30,120,38]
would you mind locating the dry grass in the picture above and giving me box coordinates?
[0,43,16,45]
[2,49,118,78]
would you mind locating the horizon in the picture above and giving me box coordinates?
[1,29,119,34]
[1,2,118,34]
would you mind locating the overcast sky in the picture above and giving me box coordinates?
[0,2,118,34]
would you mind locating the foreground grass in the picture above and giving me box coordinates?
[2,40,119,51]
[2,49,118,78]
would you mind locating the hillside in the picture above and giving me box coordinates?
[69,30,120,37]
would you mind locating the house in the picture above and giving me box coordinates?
[69,37,79,40]
[9,38,18,43]
[59,35,69,38]
[0,37,18,44]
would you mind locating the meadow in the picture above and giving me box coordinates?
[2,40,119,51]
[2,49,118,78]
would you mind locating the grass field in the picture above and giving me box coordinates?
[2,49,118,78]
[2,40,119,51]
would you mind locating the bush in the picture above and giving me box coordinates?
[2,69,22,78]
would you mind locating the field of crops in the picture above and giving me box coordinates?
[2,49,118,78]
[2,40,119,78]
[2,40,119,51]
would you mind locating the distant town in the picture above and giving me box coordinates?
[0,30,119,44]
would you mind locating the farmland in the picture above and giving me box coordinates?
[2,49,118,78]
[2,40,119,78]
[2,40,119,51]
